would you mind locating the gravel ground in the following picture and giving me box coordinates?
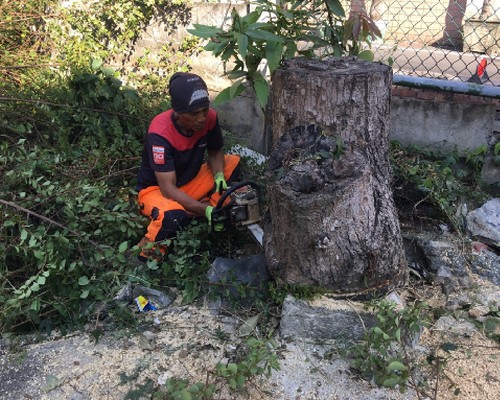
[0,281,498,400]
[0,303,416,400]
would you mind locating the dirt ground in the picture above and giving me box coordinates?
[408,278,500,400]
[0,274,498,400]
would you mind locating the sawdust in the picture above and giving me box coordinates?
[418,327,500,400]
[0,302,414,400]
[0,279,499,399]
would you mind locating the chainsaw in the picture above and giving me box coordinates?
[211,181,264,245]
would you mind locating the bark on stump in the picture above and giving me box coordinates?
[264,57,407,295]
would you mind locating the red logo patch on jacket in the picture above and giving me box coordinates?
[152,146,165,164]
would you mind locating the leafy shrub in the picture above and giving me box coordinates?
[0,61,153,332]
[0,0,201,333]
[349,300,428,391]
[159,221,213,303]
[390,142,490,232]
[0,138,145,332]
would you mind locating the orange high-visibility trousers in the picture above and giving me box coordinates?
[138,154,240,244]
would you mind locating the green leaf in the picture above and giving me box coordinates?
[206,41,228,56]
[265,42,284,73]
[253,74,269,109]
[180,389,192,400]
[37,276,46,285]
[20,229,28,241]
[373,326,384,336]
[30,298,41,312]
[91,58,103,70]
[229,80,244,99]
[246,29,285,43]
[188,383,201,393]
[236,374,246,386]
[382,377,400,388]
[395,328,401,342]
[80,289,90,299]
[34,250,44,260]
[104,248,114,258]
[238,314,260,337]
[242,11,261,26]
[227,363,238,374]
[386,360,407,372]
[100,66,115,78]
[237,33,248,58]
[326,0,346,18]
[146,259,159,270]
[213,82,245,106]
[118,241,128,253]
[484,317,499,334]
[357,50,374,62]
[188,24,221,39]
[78,276,90,286]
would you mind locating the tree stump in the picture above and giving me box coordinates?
[264,57,407,295]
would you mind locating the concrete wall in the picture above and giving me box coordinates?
[220,84,498,155]
[390,87,497,152]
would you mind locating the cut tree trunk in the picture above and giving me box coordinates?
[264,57,407,295]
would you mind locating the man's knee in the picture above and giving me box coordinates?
[154,209,191,242]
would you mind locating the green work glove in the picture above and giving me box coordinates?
[205,206,213,226]
[214,171,228,195]
[205,206,224,232]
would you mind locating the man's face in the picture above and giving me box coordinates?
[176,107,209,134]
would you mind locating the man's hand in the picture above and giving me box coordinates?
[205,205,224,232]
[214,172,228,194]
[205,206,214,226]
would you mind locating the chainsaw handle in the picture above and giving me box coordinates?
[214,181,259,211]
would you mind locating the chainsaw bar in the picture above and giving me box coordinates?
[246,223,264,247]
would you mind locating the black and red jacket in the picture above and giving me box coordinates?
[136,109,223,190]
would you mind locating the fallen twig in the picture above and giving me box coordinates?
[0,198,99,247]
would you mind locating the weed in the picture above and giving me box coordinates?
[348,300,429,391]
[216,337,280,390]
[149,336,280,399]
[390,142,491,232]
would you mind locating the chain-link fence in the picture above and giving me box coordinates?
[341,0,500,86]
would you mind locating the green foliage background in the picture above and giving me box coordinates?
[0,0,194,333]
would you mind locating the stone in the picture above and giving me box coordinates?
[468,247,500,285]
[403,232,472,292]
[207,254,271,305]
[138,331,157,351]
[279,295,376,341]
[466,198,500,249]
[468,305,490,320]
[433,316,478,336]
